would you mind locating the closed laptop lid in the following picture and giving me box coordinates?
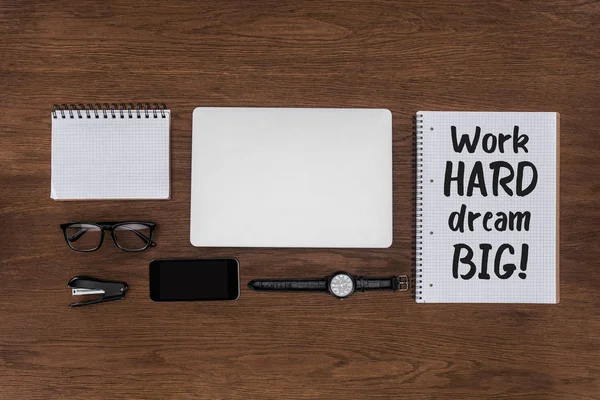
[191,107,393,248]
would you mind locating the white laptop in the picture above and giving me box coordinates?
[190,107,392,248]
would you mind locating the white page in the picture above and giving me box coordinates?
[51,111,170,200]
[190,107,392,248]
[417,112,558,303]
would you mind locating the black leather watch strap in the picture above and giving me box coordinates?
[355,276,409,292]
[248,279,328,291]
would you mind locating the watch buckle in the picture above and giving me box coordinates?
[396,275,410,291]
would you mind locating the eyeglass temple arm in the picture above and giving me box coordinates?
[68,227,156,247]
[67,228,89,242]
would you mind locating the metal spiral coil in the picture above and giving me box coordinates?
[415,113,424,300]
[52,103,168,119]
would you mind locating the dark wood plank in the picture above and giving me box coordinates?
[1,0,599,398]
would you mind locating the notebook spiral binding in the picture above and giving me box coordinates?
[52,103,168,119]
[415,113,424,301]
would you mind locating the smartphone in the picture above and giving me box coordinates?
[149,258,240,301]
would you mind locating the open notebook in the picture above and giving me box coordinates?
[51,104,170,200]
[416,112,559,303]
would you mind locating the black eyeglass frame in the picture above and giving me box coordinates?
[60,222,156,252]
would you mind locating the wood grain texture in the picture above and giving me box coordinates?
[1,0,599,398]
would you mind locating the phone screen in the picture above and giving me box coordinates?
[149,259,239,301]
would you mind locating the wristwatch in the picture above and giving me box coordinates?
[248,271,409,299]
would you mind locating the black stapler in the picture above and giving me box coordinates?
[67,276,128,308]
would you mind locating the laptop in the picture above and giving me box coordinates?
[190,107,393,248]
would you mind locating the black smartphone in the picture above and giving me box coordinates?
[149,258,240,301]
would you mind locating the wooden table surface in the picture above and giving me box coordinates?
[1,1,599,399]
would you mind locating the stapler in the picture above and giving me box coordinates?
[68,276,128,308]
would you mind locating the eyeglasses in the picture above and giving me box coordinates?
[61,222,156,252]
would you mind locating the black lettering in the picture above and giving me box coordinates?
[482,133,497,153]
[498,133,511,153]
[451,126,480,153]
[494,244,516,279]
[467,161,488,196]
[468,211,481,231]
[512,126,529,153]
[448,204,466,232]
[490,161,514,196]
[494,212,507,231]
[478,243,492,279]
[453,244,477,280]
[444,161,464,196]
[518,244,529,279]
[482,212,493,231]
[516,161,538,196]
[508,211,531,231]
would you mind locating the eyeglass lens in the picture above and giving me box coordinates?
[65,223,102,251]
[113,223,152,251]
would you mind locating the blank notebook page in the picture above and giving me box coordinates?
[51,111,170,200]
[416,112,558,303]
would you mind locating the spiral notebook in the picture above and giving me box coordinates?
[416,112,559,303]
[51,104,170,200]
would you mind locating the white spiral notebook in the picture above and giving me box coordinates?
[51,104,170,200]
[416,112,559,303]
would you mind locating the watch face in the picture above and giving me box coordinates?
[329,273,354,298]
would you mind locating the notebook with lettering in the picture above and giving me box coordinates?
[416,112,559,303]
[51,103,170,200]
